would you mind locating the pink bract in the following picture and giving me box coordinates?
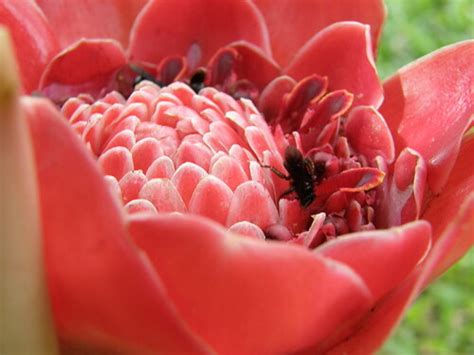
[1,0,473,354]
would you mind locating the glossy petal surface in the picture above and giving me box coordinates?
[36,0,147,49]
[380,41,474,193]
[253,0,385,67]
[130,214,373,354]
[24,98,208,353]
[0,0,59,92]
[129,0,271,69]
[286,22,383,107]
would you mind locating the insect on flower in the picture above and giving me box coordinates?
[263,146,326,208]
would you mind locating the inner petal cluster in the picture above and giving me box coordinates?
[61,80,386,248]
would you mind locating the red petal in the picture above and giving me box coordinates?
[129,214,373,353]
[36,0,147,49]
[285,22,383,108]
[380,41,474,193]
[422,133,474,275]
[24,98,208,353]
[129,0,271,69]
[229,41,281,89]
[345,106,395,163]
[317,221,431,300]
[40,39,127,102]
[326,196,472,353]
[316,167,385,197]
[253,0,385,67]
[0,0,59,92]
[258,75,296,123]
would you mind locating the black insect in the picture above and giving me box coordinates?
[130,64,164,87]
[263,146,325,208]
[189,69,206,93]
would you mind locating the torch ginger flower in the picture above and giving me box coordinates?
[0,0,473,354]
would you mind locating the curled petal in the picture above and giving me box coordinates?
[316,167,385,197]
[40,39,127,103]
[285,22,383,107]
[317,221,431,300]
[345,106,395,163]
[0,0,59,92]
[129,213,373,353]
[24,97,208,353]
[422,132,474,274]
[380,41,474,193]
[258,75,296,122]
[129,0,271,69]
[253,0,386,67]
[377,148,427,227]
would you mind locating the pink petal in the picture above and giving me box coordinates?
[23,97,208,353]
[317,221,431,300]
[345,106,395,163]
[40,39,127,102]
[118,170,147,203]
[253,0,385,67]
[131,137,163,172]
[228,221,266,240]
[188,176,233,225]
[97,146,134,180]
[129,0,271,69]
[139,178,186,213]
[146,156,175,180]
[129,213,373,353]
[210,155,248,191]
[0,0,59,92]
[171,162,208,207]
[316,167,385,197]
[226,181,279,229]
[36,0,147,49]
[285,22,383,108]
[380,41,474,193]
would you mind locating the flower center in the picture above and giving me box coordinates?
[60,74,385,249]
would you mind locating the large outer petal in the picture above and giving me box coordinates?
[0,28,58,354]
[36,0,147,49]
[129,213,374,354]
[128,0,271,69]
[422,132,474,277]
[24,98,210,353]
[285,22,383,108]
[380,41,474,193]
[253,0,386,67]
[0,1,59,92]
[325,135,474,353]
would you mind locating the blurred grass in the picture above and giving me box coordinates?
[376,0,474,354]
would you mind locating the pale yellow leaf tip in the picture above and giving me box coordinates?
[0,27,20,106]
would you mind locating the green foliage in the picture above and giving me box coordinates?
[376,1,474,353]
[377,0,474,78]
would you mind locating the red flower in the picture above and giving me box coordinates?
[1,0,472,353]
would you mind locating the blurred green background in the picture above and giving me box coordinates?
[376,0,473,354]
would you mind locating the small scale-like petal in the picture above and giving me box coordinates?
[97,146,134,180]
[226,181,279,229]
[285,22,383,108]
[189,176,233,225]
[228,221,266,240]
[139,178,186,213]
